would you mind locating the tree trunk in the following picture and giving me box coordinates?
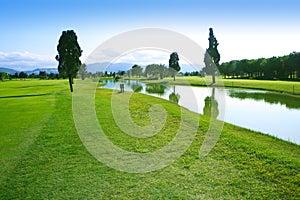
[212,73,216,84]
[69,76,73,92]
[173,74,175,81]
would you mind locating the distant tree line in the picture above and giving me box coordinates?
[183,71,204,77]
[218,52,300,80]
[0,71,62,80]
[124,62,183,80]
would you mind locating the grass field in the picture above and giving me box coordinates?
[142,76,300,95]
[0,79,299,199]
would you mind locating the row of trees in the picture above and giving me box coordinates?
[124,62,182,80]
[124,53,181,80]
[218,52,300,80]
[201,28,300,81]
[0,71,60,80]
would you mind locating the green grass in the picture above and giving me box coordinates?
[143,76,300,95]
[0,79,299,199]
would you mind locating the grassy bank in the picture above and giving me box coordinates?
[142,76,300,95]
[0,80,299,199]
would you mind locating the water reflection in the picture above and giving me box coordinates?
[99,79,300,144]
[145,84,167,96]
[131,82,143,92]
[203,88,219,118]
[168,86,180,104]
[229,91,300,109]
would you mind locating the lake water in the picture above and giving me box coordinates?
[100,79,300,145]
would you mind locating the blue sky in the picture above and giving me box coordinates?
[0,0,299,70]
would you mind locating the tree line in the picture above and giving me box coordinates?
[0,71,61,80]
[218,52,300,80]
[125,62,181,80]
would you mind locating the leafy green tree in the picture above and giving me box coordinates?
[131,64,143,77]
[13,72,19,79]
[78,63,87,80]
[19,71,28,79]
[55,30,82,92]
[262,57,278,79]
[286,52,300,79]
[48,73,56,80]
[39,71,47,79]
[158,64,168,79]
[29,73,36,79]
[218,62,229,78]
[169,52,181,81]
[145,64,159,79]
[296,53,300,79]
[218,52,300,80]
[237,59,248,78]
[0,72,8,81]
[204,28,220,84]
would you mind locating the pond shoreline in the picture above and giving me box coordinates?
[139,77,300,96]
[100,79,300,145]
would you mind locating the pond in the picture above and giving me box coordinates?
[100,79,300,145]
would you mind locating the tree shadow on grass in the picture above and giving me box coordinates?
[0,93,49,99]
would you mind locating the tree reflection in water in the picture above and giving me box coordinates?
[145,84,167,96]
[130,82,143,92]
[169,86,180,104]
[203,88,219,118]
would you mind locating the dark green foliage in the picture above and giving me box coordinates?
[183,71,204,77]
[130,82,143,92]
[39,71,47,79]
[13,72,19,79]
[129,64,143,77]
[56,30,82,92]
[169,92,180,104]
[19,71,28,79]
[229,90,300,109]
[169,52,181,81]
[145,64,168,79]
[204,28,220,84]
[145,83,167,95]
[0,72,9,81]
[219,52,300,80]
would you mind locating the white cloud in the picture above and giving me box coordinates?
[116,49,190,65]
[0,51,57,71]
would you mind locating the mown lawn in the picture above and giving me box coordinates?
[0,79,299,199]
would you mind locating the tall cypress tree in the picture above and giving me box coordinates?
[169,52,181,81]
[204,28,220,84]
[56,30,82,92]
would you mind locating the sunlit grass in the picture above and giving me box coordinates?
[0,79,299,199]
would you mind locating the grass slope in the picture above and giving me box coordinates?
[0,80,299,199]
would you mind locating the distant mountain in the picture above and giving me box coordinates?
[2,63,203,75]
[0,67,18,74]
[0,67,58,75]
[25,68,58,75]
